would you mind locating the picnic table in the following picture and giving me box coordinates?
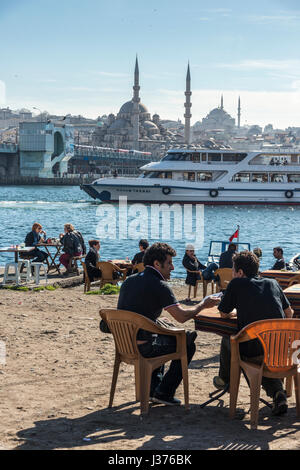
[38,243,63,274]
[0,246,35,263]
[260,270,300,289]
[284,283,300,318]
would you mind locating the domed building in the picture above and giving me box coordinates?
[200,96,235,131]
[92,58,169,152]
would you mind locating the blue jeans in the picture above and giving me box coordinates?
[202,262,219,281]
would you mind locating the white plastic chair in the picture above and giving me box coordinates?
[3,263,20,285]
[31,263,48,286]
[18,260,32,283]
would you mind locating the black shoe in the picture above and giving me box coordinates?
[272,391,288,416]
[151,392,181,406]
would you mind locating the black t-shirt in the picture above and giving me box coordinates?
[219,250,236,269]
[271,258,285,270]
[117,266,179,340]
[218,276,290,357]
[132,251,144,265]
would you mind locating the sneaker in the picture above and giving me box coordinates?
[151,392,181,406]
[272,391,288,416]
[213,376,227,390]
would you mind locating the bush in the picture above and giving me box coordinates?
[86,283,121,295]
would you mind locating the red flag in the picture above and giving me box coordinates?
[229,228,239,242]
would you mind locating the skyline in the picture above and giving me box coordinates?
[0,0,300,128]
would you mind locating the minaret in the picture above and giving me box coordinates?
[184,62,192,145]
[132,56,140,150]
[221,94,224,110]
[237,96,241,129]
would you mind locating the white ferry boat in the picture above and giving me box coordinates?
[81,149,300,204]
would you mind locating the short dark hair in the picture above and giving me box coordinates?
[143,242,176,267]
[233,251,259,278]
[253,247,262,259]
[88,239,100,248]
[274,246,283,255]
[139,239,149,250]
[228,243,237,251]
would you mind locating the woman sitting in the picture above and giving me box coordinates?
[24,222,48,263]
[85,240,102,282]
[59,223,83,274]
[182,244,206,301]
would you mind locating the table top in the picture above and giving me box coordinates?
[110,259,133,267]
[38,243,62,247]
[284,283,300,294]
[261,270,300,276]
[0,246,35,253]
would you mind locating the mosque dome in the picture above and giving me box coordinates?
[109,118,130,131]
[119,100,148,115]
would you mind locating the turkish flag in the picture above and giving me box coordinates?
[229,229,239,242]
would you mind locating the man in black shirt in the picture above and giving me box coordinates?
[271,246,285,270]
[216,251,293,415]
[131,239,149,270]
[219,243,237,269]
[118,242,220,406]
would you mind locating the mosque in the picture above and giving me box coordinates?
[92,58,242,155]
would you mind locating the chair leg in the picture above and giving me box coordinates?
[181,356,190,410]
[109,354,121,408]
[134,363,141,402]
[286,376,293,398]
[203,281,207,298]
[229,366,241,419]
[187,285,191,299]
[194,282,198,298]
[294,373,300,417]
[139,362,152,415]
[248,372,262,430]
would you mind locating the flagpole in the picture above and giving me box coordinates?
[237,224,240,246]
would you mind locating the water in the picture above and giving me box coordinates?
[0,185,299,277]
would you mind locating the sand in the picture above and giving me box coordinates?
[0,280,299,451]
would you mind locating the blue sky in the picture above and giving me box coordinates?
[0,0,300,128]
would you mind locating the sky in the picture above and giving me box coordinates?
[0,0,300,128]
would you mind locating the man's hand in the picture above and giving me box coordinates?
[200,296,221,310]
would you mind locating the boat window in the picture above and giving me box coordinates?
[191,153,200,162]
[223,153,247,162]
[232,173,250,182]
[162,152,187,161]
[149,172,164,178]
[201,153,207,162]
[164,172,172,179]
[270,173,285,183]
[291,155,300,165]
[183,172,195,181]
[208,153,221,162]
[287,174,300,183]
[251,173,268,183]
[197,172,212,181]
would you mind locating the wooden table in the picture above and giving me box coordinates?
[194,307,238,337]
[0,246,35,263]
[38,243,63,274]
[261,270,300,289]
[284,284,300,318]
[110,259,133,269]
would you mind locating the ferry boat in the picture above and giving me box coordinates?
[81,149,300,204]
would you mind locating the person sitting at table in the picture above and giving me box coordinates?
[114,242,220,406]
[24,222,49,264]
[59,223,84,274]
[85,240,102,282]
[182,244,207,301]
[219,243,237,269]
[271,246,286,270]
[130,239,149,274]
[215,250,293,416]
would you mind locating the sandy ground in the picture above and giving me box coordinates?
[0,280,299,451]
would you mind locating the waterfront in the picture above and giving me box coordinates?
[0,185,299,274]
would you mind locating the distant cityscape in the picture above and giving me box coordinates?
[0,58,300,181]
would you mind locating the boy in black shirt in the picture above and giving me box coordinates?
[216,251,293,416]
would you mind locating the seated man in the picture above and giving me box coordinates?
[215,251,293,416]
[117,242,219,406]
[182,244,207,300]
[131,239,149,274]
[24,222,48,263]
[271,246,285,270]
[85,240,102,282]
[219,243,237,269]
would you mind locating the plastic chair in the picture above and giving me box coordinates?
[67,256,82,275]
[18,260,32,283]
[229,318,300,429]
[81,261,91,293]
[99,308,190,415]
[31,263,48,286]
[214,268,233,292]
[97,262,126,288]
[3,263,20,285]
[186,269,203,299]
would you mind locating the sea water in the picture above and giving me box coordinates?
[0,185,299,278]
